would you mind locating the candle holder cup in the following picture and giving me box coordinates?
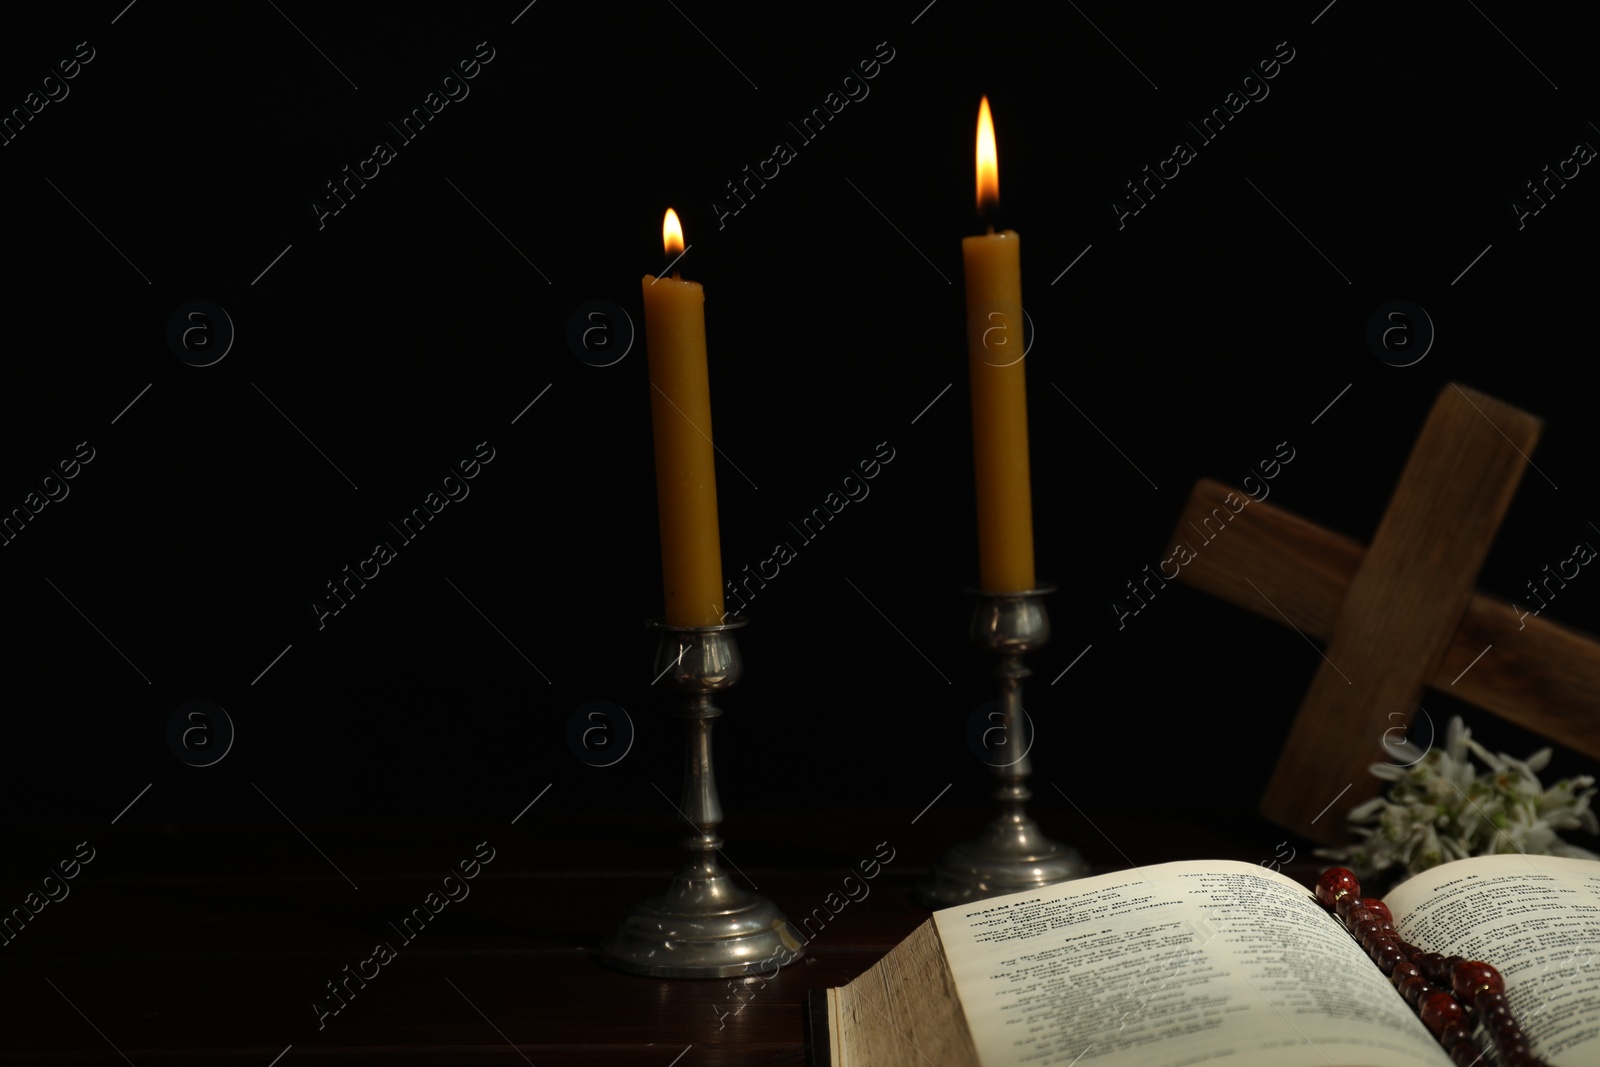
[600,615,805,978]
[918,585,1090,908]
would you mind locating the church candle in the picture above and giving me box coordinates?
[963,97,1036,592]
[643,208,725,626]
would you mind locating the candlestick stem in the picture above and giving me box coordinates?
[681,698,722,874]
[601,617,805,978]
[918,586,1090,907]
[994,644,1032,816]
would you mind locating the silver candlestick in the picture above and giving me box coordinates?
[601,615,805,978]
[919,586,1090,907]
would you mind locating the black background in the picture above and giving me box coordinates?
[2,1,1597,840]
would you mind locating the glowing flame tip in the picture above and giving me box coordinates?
[663,208,685,257]
[976,96,998,215]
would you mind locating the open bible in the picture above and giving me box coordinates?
[815,855,1600,1066]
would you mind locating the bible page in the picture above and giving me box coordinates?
[934,859,1449,1067]
[1387,854,1600,1066]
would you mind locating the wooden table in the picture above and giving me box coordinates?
[2,809,1318,1064]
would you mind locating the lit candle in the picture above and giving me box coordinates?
[643,208,725,626]
[964,96,1036,593]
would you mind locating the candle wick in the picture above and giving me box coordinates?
[672,270,681,281]
[986,223,995,236]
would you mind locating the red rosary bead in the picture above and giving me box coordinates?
[1498,1033,1533,1058]
[1375,943,1409,973]
[1398,974,1431,1006]
[1474,988,1507,1013]
[1314,868,1549,1067]
[1451,959,1503,1000]
[1480,1000,1514,1033]
[1420,990,1467,1035]
[1356,918,1396,949]
[1316,867,1360,908]
[1357,897,1392,924]
[1488,1016,1525,1045]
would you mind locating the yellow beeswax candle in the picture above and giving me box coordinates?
[964,96,1036,593]
[642,208,725,626]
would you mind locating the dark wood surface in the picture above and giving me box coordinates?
[2,809,1321,1064]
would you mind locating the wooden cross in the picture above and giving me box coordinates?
[1167,382,1600,844]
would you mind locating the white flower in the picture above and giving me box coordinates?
[1317,716,1600,880]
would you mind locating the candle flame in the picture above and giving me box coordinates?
[663,208,685,256]
[976,96,999,216]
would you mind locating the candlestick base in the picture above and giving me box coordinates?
[600,616,806,979]
[601,873,804,979]
[919,815,1090,909]
[917,586,1090,909]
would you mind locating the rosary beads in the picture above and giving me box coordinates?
[1316,867,1551,1067]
